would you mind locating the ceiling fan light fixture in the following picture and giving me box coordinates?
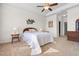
[37,3,58,12]
[44,6,49,10]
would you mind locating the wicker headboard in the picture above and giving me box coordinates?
[23,27,38,32]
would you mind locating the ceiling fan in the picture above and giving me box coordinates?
[37,3,58,12]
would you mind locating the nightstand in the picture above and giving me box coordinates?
[11,34,20,43]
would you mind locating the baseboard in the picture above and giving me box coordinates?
[0,40,11,44]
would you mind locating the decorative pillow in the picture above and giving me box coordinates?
[29,29,36,32]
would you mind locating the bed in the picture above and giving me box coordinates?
[22,27,54,55]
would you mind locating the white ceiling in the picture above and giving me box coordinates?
[4,3,67,15]
[2,3,79,16]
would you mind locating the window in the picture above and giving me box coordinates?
[76,19,79,31]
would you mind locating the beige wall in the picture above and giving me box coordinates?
[67,5,79,31]
[46,14,58,37]
[0,4,46,43]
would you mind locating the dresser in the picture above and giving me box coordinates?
[67,31,79,42]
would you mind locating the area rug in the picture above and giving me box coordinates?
[43,48,60,54]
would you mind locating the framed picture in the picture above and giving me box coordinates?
[48,21,53,28]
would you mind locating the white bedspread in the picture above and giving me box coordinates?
[22,32,53,55]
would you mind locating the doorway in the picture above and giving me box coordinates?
[59,21,61,36]
[58,21,67,36]
[64,22,67,35]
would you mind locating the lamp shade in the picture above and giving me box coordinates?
[12,27,19,34]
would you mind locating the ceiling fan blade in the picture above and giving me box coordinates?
[37,6,44,7]
[49,3,58,6]
[41,9,45,12]
[48,8,52,11]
